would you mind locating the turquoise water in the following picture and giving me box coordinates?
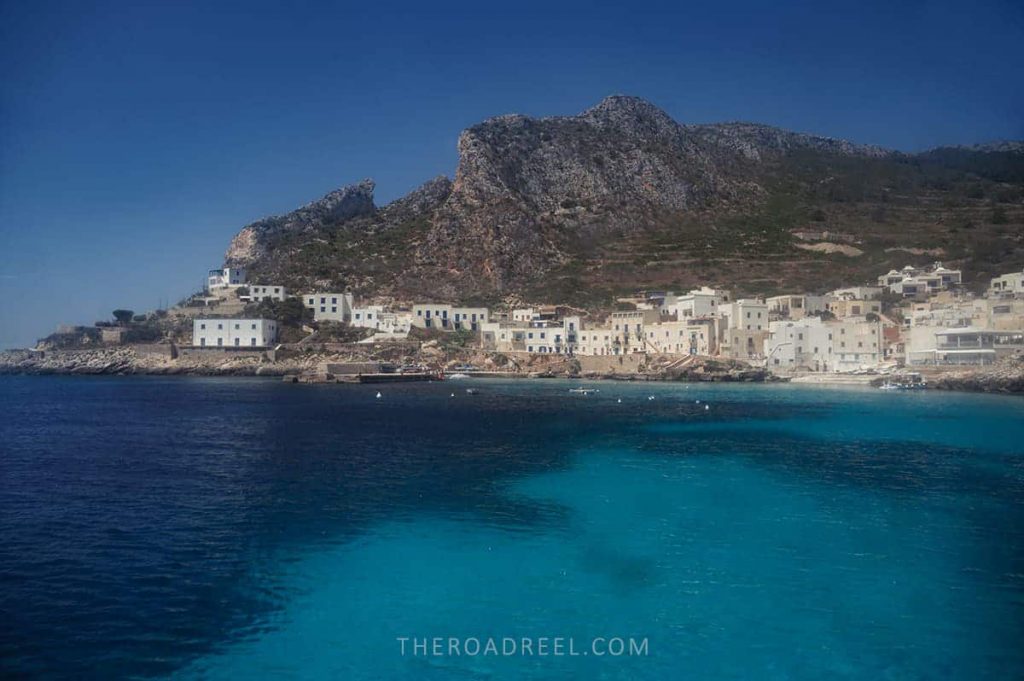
[1,378,1023,679]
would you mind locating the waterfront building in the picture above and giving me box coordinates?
[766,318,882,372]
[722,298,768,331]
[192,318,278,348]
[411,304,490,331]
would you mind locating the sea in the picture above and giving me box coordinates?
[1,376,1023,680]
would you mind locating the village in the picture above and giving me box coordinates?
[10,258,1021,391]
[188,262,1023,371]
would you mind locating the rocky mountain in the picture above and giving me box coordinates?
[225,95,1024,306]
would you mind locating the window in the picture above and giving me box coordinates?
[234,338,240,346]
[251,323,256,329]
[200,323,206,330]
[234,324,240,330]
[200,338,206,346]
[217,323,223,330]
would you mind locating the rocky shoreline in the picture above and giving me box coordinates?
[0,346,772,383]
[2,346,1021,394]
[923,357,1024,394]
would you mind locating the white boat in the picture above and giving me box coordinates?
[446,373,470,380]
[878,373,927,391]
[568,387,599,395]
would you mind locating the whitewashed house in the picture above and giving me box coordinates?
[411,304,489,332]
[207,267,247,290]
[989,269,1024,297]
[661,287,731,319]
[351,305,385,329]
[247,285,287,302]
[303,293,354,322]
[192,318,278,348]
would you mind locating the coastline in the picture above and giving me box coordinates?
[2,346,1022,394]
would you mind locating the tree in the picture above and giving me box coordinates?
[246,298,312,328]
[865,312,880,322]
[112,309,134,325]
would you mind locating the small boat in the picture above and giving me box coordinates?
[878,373,928,391]
[446,373,470,380]
[465,388,479,395]
[569,387,599,395]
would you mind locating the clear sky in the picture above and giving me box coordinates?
[1,0,1022,348]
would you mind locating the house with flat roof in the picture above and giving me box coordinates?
[303,293,354,322]
[989,269,1024,298]
[246,285,287,303]
[207,267,247,290]
[192,318,277,348]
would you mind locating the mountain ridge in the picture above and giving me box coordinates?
[224,95,1024,304]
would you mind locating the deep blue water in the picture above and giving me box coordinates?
[1,376,1023,679]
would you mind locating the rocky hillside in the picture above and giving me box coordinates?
[225,95,1024,306]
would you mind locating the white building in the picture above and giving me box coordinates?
[828,286,883,301]
[989,269,1024,297]
[661,287,731,319]
[192,318,278,348]
[766,318,882,372]
[207,267,247,290]
[351,305,385,329]
[576,326,617,356]
[766,318,834,371]
[878,262,962,297]
[411,305,490,332]
[247,285,287,303]
[722,299,768,331]
[643,320,717,356]
[766,294,830,320]
[481,316,581,354]
[831,319,883,371]
[303,293,354,322]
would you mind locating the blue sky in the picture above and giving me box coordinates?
[1,0,1022,348]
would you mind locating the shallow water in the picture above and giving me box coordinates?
[1,376,1022,679]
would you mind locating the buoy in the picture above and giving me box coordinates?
[648,395,655,401]
[705,404,710,411]
[696,400,701,404]
[617,398,622,403]
[375,392,382,399]
[450,392,455,397]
